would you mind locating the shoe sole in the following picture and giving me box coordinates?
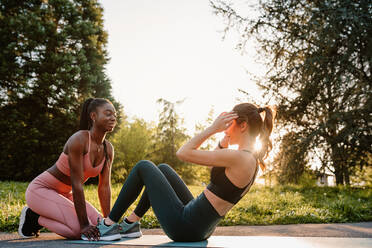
[18,206,33,239]
[82,233,121,241]
[121,231,142,238]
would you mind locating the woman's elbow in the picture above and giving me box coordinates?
[176,149,187,161]
[176,150,183,160]
[71,183,84,195]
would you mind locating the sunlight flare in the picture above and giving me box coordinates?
[254,138,262,151]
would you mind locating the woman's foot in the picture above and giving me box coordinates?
[119,218,142,238]
[18,206,43,238]
[81,218,121,241]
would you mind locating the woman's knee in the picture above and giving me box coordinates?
[134,160,157,171]
[157,163,172,171]
[66,221,82,239]
[135,160,155,166]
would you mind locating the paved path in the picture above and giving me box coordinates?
[1,222,371,248]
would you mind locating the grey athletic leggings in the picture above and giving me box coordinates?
[108,160,222,241]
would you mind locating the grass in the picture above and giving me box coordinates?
[1,181,371,232]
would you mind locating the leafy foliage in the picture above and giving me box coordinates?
[193,108,217,184]
[0,0,120,181]
[273,131,310,184]
[109,99,214,185]
[152,99,190,173]
[211,0,372,185]
[110,117,155,183]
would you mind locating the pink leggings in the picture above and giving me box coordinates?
[25,171,101,239]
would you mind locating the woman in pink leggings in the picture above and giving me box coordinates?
[18,98,117,240]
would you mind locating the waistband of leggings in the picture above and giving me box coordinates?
[200,192,224,219]
[30,171,72,194]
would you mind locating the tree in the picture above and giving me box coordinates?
[211,0,371,185]
[110,117,155,183]
[152,98,189,175]
[273,131,309,184]
[350,154,372,186]
[192,107,216,185]
[194,107,216,150]
[0,0,120,181]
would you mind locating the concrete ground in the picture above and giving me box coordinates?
[1,222,371,248]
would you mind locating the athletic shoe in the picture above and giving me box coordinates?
[81,218,121,241]
[18,206,42,238]
[119,219,142,238]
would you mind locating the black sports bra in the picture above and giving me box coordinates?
[206,151,259,204]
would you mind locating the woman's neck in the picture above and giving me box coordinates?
[90,127,106,144]
[237,135,255,152]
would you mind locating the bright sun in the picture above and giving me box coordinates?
[254,138,262,151]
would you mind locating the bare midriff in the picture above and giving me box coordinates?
[47,164,71,186]
[203,188,234,217]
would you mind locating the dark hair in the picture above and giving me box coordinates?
[233,103,276,171]
[79,98,112,130]
[79,98,113,168]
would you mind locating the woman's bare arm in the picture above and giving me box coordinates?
[176,112,240,167]
[98,141,113,217]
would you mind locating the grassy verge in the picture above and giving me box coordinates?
[1,181,371,232]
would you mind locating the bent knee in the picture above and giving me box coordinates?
[157,163,171,170]
[55,225,81,240]
[135,160,156,169]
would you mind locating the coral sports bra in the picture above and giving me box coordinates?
[55,131,105,182]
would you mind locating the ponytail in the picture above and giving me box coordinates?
[79,98,94,130]
[233,103,276,172]
[256,106,275,171]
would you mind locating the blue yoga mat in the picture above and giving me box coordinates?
[69,235,208,247]
[68,235,372,248]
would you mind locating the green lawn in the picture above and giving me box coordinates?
[1,181,371,232]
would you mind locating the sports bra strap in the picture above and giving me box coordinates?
[87,131,91,153]
[240,162,259,197]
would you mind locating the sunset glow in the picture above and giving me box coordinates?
[100,0,265,134]
[254,139,262,151]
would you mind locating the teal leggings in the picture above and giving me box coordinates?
[108,160,222,241]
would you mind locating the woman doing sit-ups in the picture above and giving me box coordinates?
[89,103,275,242]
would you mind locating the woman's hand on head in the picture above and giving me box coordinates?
[210,111,238,133]
[81,224,100,241]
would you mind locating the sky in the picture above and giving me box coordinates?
[97,0,331,180]
[99,0,265,134]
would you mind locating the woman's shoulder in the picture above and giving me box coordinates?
[68,130,89,141]
[234,150,257,170]
[106,140,113,148]
[64,130,89,151]
[104,140,114,158]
